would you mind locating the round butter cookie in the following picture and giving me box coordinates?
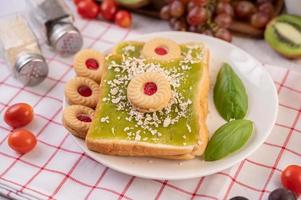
[141,38,181,61]
[65,77,100,108]
[63,105,94,139]
[73,49,104,83]
[127,72,171,112]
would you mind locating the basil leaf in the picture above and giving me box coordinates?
[204,119,253,161]
[214,63,248,121]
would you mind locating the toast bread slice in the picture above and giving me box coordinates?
[86,41,210,160]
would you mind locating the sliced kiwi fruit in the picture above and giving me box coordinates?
[265,14,301,58]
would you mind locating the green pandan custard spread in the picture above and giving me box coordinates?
[88,41,206,146]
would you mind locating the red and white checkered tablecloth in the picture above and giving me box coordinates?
[0,15,300,200]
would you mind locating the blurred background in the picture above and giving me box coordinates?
[0,0,300,73]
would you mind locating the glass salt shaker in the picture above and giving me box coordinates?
[28,0,83,56]
[0,15,48,86]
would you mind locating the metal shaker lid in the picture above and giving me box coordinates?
[15,53,49,86]
[49,22,83,56]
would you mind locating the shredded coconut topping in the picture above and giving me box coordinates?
[186,124,191,133]
[101,43,204,141]
[111,128,115,135]
[123,45,136,57]
[163,117,171,128]
[100,116,110,123]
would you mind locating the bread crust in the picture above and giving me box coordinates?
[86,139,195,156]
[86,45,210,160]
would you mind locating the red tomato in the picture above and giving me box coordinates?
[8,129,37,154]
[77,0,99,19]
[100,0,117,21]
[281,165,301,195]
[4,103,33,128]
[115,10,132,28]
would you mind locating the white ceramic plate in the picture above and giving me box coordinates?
[66,32,278,180]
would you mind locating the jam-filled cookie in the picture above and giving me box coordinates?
[73,49,104,83]
[127,72,172,112]
[65,77,100,108]
[63,105,95,138]
[141,38,181,61]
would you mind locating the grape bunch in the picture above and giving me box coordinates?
[160,0,276,42]
[234,0,275,28]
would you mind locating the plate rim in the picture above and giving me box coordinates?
[67,31,279,180]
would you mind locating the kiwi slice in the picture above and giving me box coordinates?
[265,15,301,58]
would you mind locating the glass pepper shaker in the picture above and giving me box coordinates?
[0,15,48,86]
[28,0,83,56]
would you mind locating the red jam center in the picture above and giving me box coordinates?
[154,47,168,55]
[144,82,157,96]
[77,114,92,122]
[85,58,99,70]
[77,85,92,97]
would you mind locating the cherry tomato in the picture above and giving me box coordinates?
[8,129,37,154]
[281,165,301,195]
[77,0,99,19]
[4,103,33,129]
[100,0,117,21]
[115,10,132,28]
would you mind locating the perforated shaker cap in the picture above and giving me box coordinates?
[15,53,49,86]
[49,23,83,56]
